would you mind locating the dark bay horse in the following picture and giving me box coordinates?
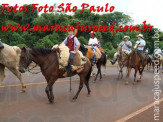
[79,45,107,81]
[126,44,148,85]
[19,47,92,103]
[146,55,152,70]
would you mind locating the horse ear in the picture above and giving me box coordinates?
[22,47,26,52]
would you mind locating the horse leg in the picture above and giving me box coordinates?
[84,79,91,95]
[126,67,131,85]
[8,67,26,92]
[45,78,57,103]
[117,65,121,80]
[120,65,124,79]
[73,77,84,100]
[99,65,102,79]
[0,64,5,85]
[121,69,123,79]
[133,69,137,85]
[137,67,144,82]
[94,64,100,81]
[45,84,50,102]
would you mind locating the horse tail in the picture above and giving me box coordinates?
[102,52,107,67]
[85,64,92,83]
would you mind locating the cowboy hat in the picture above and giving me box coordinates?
[89,31,96,35]
[137,34,144,38]
[123,36,130,40]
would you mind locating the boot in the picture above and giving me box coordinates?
[76,68,84,74]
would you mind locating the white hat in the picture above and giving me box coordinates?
[89,31,96,35]
[137,34,144,39]
[123,36,130,40]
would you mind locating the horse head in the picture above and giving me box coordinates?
[19,47,32,73]
[117,45,123,56]
[79,44,88,56]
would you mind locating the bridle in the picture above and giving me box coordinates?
[19,48,41,74]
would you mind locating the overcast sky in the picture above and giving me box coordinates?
[1,0,162,31]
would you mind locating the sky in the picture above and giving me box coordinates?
[1,0,163,31]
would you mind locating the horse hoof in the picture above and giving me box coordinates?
[87,94,91,97]
[125,82,128,85]
[49,100,54,104]
[21,85,26,93]
[137,79,141,82]
[133,82,136,85]
[20,90,26,93]
[72,98,77,102]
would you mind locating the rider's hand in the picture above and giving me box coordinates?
[71,51,76,54]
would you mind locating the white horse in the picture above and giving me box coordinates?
[0,43,26,92]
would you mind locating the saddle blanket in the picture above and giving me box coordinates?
[52,44,86,71]
[86,46,102,60]
[114,50,130,59]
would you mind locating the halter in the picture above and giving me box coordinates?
[19,48,30,67]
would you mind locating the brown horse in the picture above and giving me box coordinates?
[146,55,152,70]
[19,47,92,103]
[126,44,148,85]
[116,45,129,79]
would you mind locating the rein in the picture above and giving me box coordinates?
[26,48,41,74]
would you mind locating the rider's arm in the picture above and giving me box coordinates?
[62,37,67,45]
[126,41,132,48]
[138,40,146,47]
[74,37,80,52]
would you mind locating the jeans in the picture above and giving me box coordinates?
[112,59,117,64]
[92,46,96,63]
[137,50,142,55]
[67,53,75,70]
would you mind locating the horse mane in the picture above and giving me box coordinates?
[31,47,56,56]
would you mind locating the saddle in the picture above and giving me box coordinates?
[86,46,102,60]
[52,44,86,71]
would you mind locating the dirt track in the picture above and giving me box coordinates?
[0,67,163,122]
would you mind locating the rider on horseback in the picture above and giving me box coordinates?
[154,46,163,60]
[62,28,82,77]
[111,36,132,65]
[135,34,146,66]
[88,31,98,64]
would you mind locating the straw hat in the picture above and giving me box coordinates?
[123,36,130,40]
[89,31,96,35]
[137,34,144,39]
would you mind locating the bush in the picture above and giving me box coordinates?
[36,36,53,48]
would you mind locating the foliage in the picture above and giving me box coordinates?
[0,5,162,59]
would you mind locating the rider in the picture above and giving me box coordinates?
[62,28,82,77]
[135,34,146,66]
[154,46,163,59]
[145,47,150,55]
[97,39,101,48]
[154,46,162,55]
[111,36,132,65]
[88,31,98,63]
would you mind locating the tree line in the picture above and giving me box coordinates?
[0,4,162,58]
